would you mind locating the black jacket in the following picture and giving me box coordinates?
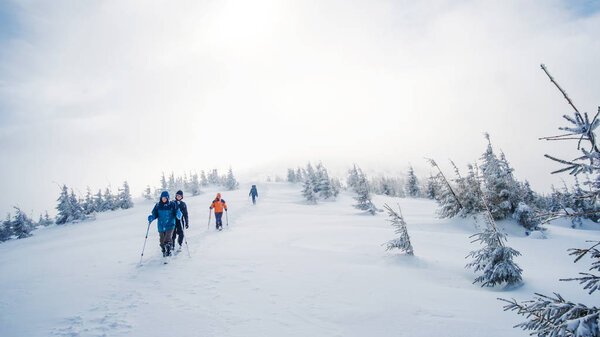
[175,200,189,227]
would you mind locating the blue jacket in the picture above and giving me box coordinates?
[149,191,182,233]
[250,186,258,197]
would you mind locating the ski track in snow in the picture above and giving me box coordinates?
[1,183,600,337]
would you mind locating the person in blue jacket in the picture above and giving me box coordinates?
[148,191,182,257]
[249,185,258,205]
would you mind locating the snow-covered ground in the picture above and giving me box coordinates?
[1,183,599,337]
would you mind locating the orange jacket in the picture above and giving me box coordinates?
[210,194,227,213]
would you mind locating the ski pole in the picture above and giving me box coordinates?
[181,222,191,258]
[139,221,151,265]
[207,209,212,230]
[226,211,229,227]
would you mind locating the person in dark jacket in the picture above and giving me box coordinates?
[172,190,189,250]
[148,191,182,257]
[249,185,258,205]
[209,193,227,231]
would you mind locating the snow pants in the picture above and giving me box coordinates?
[215,212,223,229]
[172,222,184,246]
[252,195,256,205]
[159,229,174,250]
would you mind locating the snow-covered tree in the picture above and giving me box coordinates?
[466,199,522,287]
[56,185,72,225]
[167,172,176,192]
[160,172,167,191]
[69,189,84,220]
[512,202,540,231]
[499,67,600,337]
[0,213,12,241]
[82,187,96,215]
[295,168,304,182]
[287,169,297,183]
[200,170,209,187]
[102,187,116,211]
[347,165,360,190]
[425,174,440,199]
[94,189,104,212]
[208,169,220,185]
[190,172,201,196]
[316,163,334,199]
[405,166,421,197]
[383,204,413,255]
[143,185,153,200]
[302,178,318,204]
[479,134,519,220]
[11,207,33,239]
[117,181,134,209]
[456,163,484,217]
[225,168,240,190]
[352,168,377,215]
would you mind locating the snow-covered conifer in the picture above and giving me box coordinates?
[82,187,96,215]
[466,199,522,287]
[56,185,72,224]
[405,166,420,197]
[287,169,297,183]
[190,172,201,196]
[225,168,240,190]
[160,172,167,190]
[0,213,12,241]
[200,171,209,187]
[11,207,33,239]
[302,179,317,204]
[143,185,153,200]
[383,204,413,255]
[353,169,377,215]
[117,181,134,209]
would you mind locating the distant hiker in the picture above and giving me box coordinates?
[209,193,228,231]
[148,191,182,257]
[249,185,258,205]
[172,190,189,251]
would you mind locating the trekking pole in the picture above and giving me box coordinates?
[181,223,191,258]
[226,211,229,227]
[139,221,151,265]
[207,209,212,230]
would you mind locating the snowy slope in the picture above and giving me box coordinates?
[1,183,599,337]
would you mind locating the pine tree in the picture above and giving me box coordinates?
[200,171,209,187]
[479,134,519,220]
[160,172,168,190]
[347,165,360,190]
[425,174,439,199]
[143,185,153,200]
[43,211,53,226]
[190,172,201,196]
[457,163,484,217]
[466,199,523,287]
[94,189,104,212]
[207,169,219,185]
[11,207,33,239]
[383,204,414,255]
[317,163,334,199]
[353,169,377,215]
[168,172,176,192]
[0,213,12,241]
[82,186,96,215]
[102,187,115,211]
[406,166,420,197]
[302,179,318,204]
[225,168,240,190]
[296,168,304,182]
[56,185,72,224]
[117,181,134,209]
[69,189,84,220]
[287,169,297,183]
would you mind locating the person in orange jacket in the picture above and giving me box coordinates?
[210,193,228,231]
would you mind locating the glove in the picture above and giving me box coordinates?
[209,207,212,210]
[225,209,228,212]
[148,215,154,223]
[185,224,189,229]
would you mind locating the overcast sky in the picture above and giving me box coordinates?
[1,0,599,216]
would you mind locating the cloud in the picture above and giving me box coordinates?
[0,0,599,215]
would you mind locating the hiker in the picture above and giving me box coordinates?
[148,191,182,257]
[249,185,258,205]
[209,193,227,231]
[172,190,189,251]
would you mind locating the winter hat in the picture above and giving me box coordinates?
[176,190,183,198]
[160,191,170,200]
[216,193,221,199]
